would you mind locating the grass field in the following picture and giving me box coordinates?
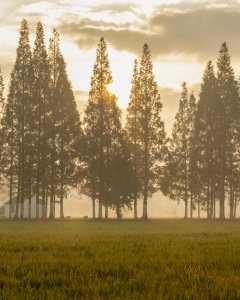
[0,219,240,299]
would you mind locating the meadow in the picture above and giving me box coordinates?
[0,219,240,299]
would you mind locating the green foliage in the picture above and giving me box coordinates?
[1,20,240,222]
[191,44,240,220]
[125,59,142,219]
[47,29,82,218]
[1,19,34,218]
[193,61,222,218]
[127,44,166,219]
[216,43,240,219]
[31,21,51,218]
[1,21,82,219]
[163,83,197,218]
[0,67,4,114]
[83,38,133,219]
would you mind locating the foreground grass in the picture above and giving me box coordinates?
[0,220,240,299]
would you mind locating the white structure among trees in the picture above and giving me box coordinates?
[2,196,43,218]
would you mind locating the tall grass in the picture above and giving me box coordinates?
[0,220,240,299]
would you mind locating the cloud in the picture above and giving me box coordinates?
[57,6,240,62]
[58,22,149,54]
[88,2,138,14]
[3,1,240,63]
[149,8,240,60]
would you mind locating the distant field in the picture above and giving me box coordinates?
[0,220,240,299]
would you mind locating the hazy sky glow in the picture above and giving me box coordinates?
[1,0,240,130]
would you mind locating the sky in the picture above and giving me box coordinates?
[2,0,240,133]
[0,0,240,216]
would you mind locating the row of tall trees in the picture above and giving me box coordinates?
[0,20,166,219]
[82,40,166,220]
[1,20,240,219]
[0,20,81,219]
[163,43,240,219]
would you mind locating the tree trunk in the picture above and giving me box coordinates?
[207,182,210,219]
[41,185,45,219]
[45,196,49,218]
[59,118,65,220]
[9,163,13,219]
[98,201,102,219]
[9,93,14,218]
[105,206,108,219]
[190,193,193,219]
[20,97,26,219]
[198,202,200,219]
[53,194,56,218]
[92,198,96,219]
[60,182,64,219]
[49,191,55,219]
[184,198,188,219]
[219,179,225,220]
[49,103,56,219]
[49,142,55,220]
[14,146,21,219]
[28,177,32,219]
[142,149,148,220]
[20,185,24,219]
[134,196,137,220]
[41,106,46,219]
[9,139,14,219]
[142,193,148,220]
[8,178,13,219]
[229,187,234,220]
[28,197,31,219]
[36,191,40,219]
[49,196,54,219]
[233,192,237,219]
[219,144,226,220]
[142,120,148,220]
[213,197,216,219]
[20,154,24,219]
[209,181,214,219]
[116,205,122,219]
[15,187,20,218]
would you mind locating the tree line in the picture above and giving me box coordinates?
[0,20,239,220]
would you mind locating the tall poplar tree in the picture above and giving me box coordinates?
[83,37,131,219]
[188,92,197,218]
[48,29,82,219]
[216,43,240,219]
[11,20,33,218]
[83,37,113,219]
[2,21,81,220]
[193,61,222,219]
[1,72,17,218]
[1,20,33,219]
[138,44,166,219]
[48,29,61,218]
[165,83,196,218]
[32,21,51,218]
[55,54,82,219]
[126,59,142,219]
